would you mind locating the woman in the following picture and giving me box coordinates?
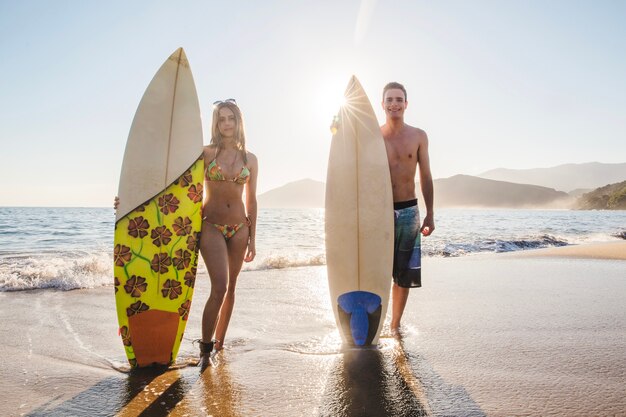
[197,99,258,357]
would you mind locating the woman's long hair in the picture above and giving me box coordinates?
[210,101,248,163]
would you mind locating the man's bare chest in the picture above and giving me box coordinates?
[385,137,419,164]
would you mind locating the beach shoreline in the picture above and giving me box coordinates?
[2,241,625,416]
[506,240,626,260]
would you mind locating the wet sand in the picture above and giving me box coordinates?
[2,244,625,417]
[508,240,626,260]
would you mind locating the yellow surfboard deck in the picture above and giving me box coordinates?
[114,159,203,367]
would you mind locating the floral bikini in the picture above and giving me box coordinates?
[204,148,251,241]
[205,157,250,185]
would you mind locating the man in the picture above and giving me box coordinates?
[381,82,435,333]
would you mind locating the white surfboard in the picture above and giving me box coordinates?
[116,47,203,222]
[114,48,204,367]
[325,75,394,346]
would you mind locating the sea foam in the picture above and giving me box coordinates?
[244,253,326,271]
[0,253,113,292]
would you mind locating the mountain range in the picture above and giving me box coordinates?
[433,175,571,208]
[258,179,325,208]
[478,162,626,193]
[258,162,626,209]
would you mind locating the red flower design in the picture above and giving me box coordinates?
[126,300,149,316]
[151,226,172,247]
[114,244,131,266]
[151,253,171,273]
[172,216,192,236]
[124,275,147,297]
[180,169,193,187]
[184,268,197,288]
[158,193,180,215]
[161,279,183,300]
[187,183,203,203]
[187,231,201,252]
[172,249,191,270]
[114,276,120,293]
[133,200,149,213]
[128,216,150,238]
[120,326,131,346]
[178,299,191,320]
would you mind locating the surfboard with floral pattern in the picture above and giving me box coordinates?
[114,48,204,368]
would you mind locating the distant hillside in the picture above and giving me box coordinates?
[479,162,626,192]
[258,179,325,208]
[258,176,573,209]
[576,180,626,210]
[434,175,572,208]
[568,188,592,198]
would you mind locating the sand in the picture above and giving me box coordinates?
[1,243,625,417]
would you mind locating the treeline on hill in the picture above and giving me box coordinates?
[576,180,626,210]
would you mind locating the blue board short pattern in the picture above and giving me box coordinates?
[393,202,421,288]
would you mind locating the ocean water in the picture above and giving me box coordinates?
[0,207,624,292]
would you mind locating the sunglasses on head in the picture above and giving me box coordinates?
[213,98,237,106]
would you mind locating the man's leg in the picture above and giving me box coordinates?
[390,283,410,332]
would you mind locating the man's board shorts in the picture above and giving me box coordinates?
[393,199,421,288]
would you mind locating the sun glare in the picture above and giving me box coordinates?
[326,91,346,135]
[312,78,349,127]
[327,89,347,116]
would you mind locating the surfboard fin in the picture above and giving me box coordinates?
[337,291,382,346]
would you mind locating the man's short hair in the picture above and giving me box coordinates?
[383,82,407,101]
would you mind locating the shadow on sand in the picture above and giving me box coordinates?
[319,338,486,417]
[26,338,485,416]
[25,365,196,417]
[25,355,242,417]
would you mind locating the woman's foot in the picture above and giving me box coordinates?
[197,339,214,355]
[196,339,214,370]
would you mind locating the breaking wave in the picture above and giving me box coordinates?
[427,234,570,257]
[244,253,326,271]
[2,232,621,292]
[0,252,113,292]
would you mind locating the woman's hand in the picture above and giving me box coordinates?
[244,240,256,262]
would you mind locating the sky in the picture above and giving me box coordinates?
[1,0,625,206]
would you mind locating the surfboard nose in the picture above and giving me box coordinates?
[337,291,382,346]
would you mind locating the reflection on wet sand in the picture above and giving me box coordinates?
[389,335,487,417]
[118,367,195,417]
[171,352,241,417]
[23,355,240,417]
[319,339,430,417]
[22,338,485,416]
[25,365,185,417]
[390,338,432,416]
[25,375,135,417]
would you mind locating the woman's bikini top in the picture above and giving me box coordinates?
[205,149,250,185]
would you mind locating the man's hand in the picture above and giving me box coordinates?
[420,213,435,236]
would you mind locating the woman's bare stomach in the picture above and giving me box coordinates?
[202,199,247,224]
